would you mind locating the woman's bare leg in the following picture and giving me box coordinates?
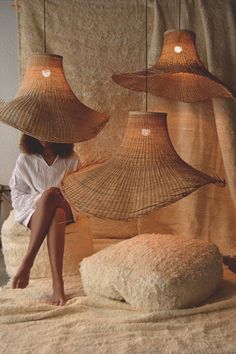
[47,208,67,306]
[11,188,72,292]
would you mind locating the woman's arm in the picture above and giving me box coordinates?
[9,156,41,211]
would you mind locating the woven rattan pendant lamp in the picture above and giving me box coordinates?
[112,1,235,103]
[61,111,225,220]
[0,54,108,142]
[0,1,108,143]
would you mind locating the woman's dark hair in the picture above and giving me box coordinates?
[20,134,74,158]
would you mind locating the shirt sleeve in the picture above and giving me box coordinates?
[66,154,81,174]
[9,157,41,212]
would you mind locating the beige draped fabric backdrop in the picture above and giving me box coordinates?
[17,0,236,254]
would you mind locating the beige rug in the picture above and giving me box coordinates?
[1,268,236,354]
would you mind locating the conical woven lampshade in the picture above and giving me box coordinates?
[61,111,225,220]
[0,54,108,143]
[112,30,235,103]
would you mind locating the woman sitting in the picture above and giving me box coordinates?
[9,134,80,306]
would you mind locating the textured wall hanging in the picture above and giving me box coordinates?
[0,53,108,142]
[61,111,225,220]
[12,0,236,252]
[112,29,236,103]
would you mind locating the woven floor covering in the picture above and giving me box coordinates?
[0,267,236,354]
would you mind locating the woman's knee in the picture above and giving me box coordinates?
[54,208,66,222]
[40,188,62,206]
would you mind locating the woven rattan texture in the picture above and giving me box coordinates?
[112,30,236,103]
[0,54,108,143]
[61,112,224,220]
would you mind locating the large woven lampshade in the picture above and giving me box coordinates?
[61,111,225,220]
[112,30,235,103]
[0,54,108,143]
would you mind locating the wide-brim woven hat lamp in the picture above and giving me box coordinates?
[112,0,235,103]
[0,53,108,142]
[0,0,108,143]
[112,29,235,103]
[61,111,225,220]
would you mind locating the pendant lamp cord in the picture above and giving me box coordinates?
[43,0,47,53]
[178,0,181,30]
[145,0,148,112]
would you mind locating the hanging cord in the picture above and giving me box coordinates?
[145,0,148,112]
[178,0,181,30]
[43,0,47,53]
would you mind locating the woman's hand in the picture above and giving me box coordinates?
[47,187,61,194]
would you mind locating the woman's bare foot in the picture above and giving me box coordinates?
[12,264,31,289]
[49,282,66,306]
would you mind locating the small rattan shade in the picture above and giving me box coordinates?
[61,111,225,220]
[112,30,235,103]
[0,54,108,143]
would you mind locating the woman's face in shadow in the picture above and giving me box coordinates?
[38,140,52,149]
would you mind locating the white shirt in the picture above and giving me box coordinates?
[9,153,80,227]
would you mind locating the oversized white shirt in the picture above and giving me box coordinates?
[9,153,80,227]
